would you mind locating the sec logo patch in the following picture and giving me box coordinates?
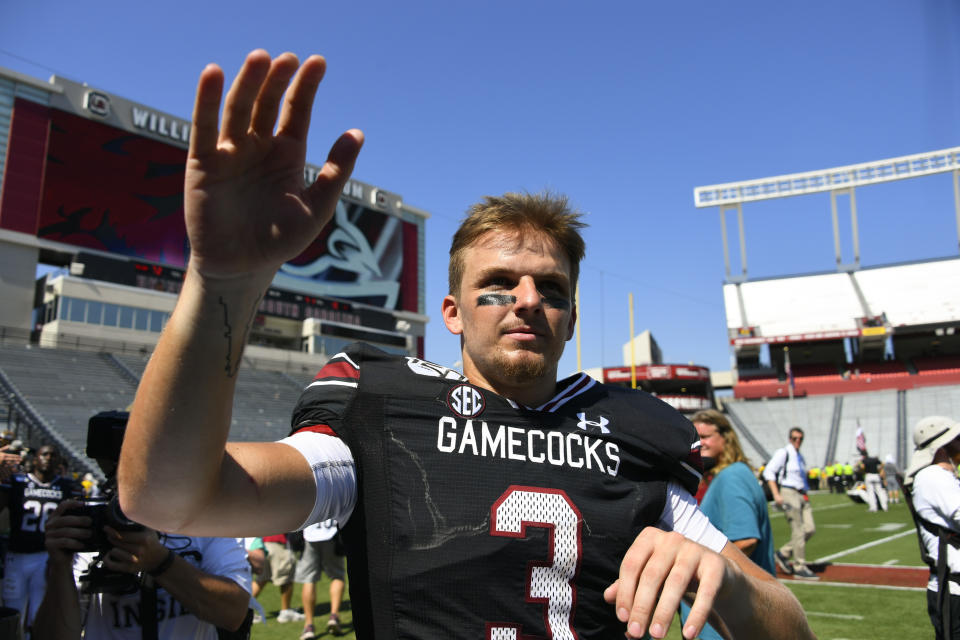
[446,384,485,418]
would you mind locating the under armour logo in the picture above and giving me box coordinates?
[577,412,610,434]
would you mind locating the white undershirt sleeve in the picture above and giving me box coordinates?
[656,480,728,553]
[277,431,358,530]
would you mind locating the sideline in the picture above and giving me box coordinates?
[813,529,916,563]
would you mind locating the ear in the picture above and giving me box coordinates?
[564,302,577,342]
[442,294,463,335]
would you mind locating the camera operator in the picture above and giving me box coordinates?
[32,411,252,640]
[33,498,251,640]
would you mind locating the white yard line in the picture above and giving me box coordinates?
[805,611,864,620]
[814,530,915,563]
[785,579,926,592]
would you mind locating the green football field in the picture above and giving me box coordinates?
[250,491,930,640]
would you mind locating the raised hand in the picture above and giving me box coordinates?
[184,49,363,281]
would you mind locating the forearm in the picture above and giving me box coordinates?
[119,266,270,530]
[154,553,250,631]
[766,480,782,502]
[33,559,82,640]
[715,545,814,639]
[732,538,757,556]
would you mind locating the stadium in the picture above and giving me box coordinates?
[0,63,958,639]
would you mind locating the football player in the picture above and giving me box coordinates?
[1,444,81,631]
[119,50,814,640]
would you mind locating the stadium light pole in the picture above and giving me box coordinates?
[695,146,960,277]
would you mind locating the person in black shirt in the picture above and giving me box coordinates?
[0,444,81,632]
[118,49,814,640]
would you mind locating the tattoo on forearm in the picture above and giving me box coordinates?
[218,295,262,378]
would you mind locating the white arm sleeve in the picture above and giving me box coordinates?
[277,431,358,530]
[656,481,728,553]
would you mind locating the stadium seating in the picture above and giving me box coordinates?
[724,395,834,468]
[832,390,899,461]
[0,344,139,461]
[0,345,318,472]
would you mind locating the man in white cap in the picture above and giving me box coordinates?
[905,415,960,640]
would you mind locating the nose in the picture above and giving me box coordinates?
[512,276,543,313]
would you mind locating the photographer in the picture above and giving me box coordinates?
[33,498,251,640]
[32,411,251,640]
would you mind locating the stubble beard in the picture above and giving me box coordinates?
[494,344,550,383]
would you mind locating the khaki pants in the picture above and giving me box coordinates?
[780,486,815,566]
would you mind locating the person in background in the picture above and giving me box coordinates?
[904,416,960,640]
[241,537,268,624]
[764,428,818,579]
[252,533,303,623]
[0,444,81,635]
[842,461,855,489]
[884,454,902,504]
[295,520,346,639]
[680,410,776,640]
[35,499,251,639]
[860,452,888,512]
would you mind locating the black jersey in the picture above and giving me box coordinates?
[3,472,81,553]
[292,344,703,640]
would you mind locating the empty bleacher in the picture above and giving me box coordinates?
[0,344,323,472]
[905,385,960,431]
[0,344,139,464]
[832,390,898,462]
[724,395,834,468]
[725,382,960,470]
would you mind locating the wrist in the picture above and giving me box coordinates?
[147,548,176,577]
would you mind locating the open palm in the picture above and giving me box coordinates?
[183,50,363,280]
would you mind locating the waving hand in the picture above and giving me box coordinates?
[184,49,363,280]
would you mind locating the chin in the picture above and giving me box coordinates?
[497,351,548,382]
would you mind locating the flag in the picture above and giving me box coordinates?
[855,426,866,454]
[784,347,795,392]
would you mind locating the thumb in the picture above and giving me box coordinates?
[304,129,364,220]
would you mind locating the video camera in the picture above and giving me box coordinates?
[68,411,145,594]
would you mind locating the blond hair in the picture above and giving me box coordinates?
[448,192,586,297]
[692,409,752,478]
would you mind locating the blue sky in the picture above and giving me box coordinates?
[3,1,959,376]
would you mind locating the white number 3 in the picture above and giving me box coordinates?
[487,486,582,640]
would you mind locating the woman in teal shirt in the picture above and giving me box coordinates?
[681,409,776,639]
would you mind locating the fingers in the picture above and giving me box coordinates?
[681,560,725,640]
[220,49,272,144]
[304,129,364,217]
[276,54,327,141]
[250,53,301,138]
[611,529,725,640]
[189,63,225,159]
[45,500,92,557]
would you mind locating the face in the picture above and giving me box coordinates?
[35,446,59,474]
[695,422,726,460]
[442,229,576,395]
[790,430,804,449]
